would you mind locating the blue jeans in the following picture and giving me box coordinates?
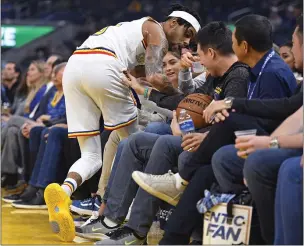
[103,122,172,200]
[275,156,303,245]
[104,132,182,235]
[244,148,302,244]
[212,145,245,194]
[144,122,172,135]
[29,126,68,188]
[212,144,302,244]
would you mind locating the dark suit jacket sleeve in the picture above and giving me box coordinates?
[232,86,302,120]
[148,89,186,110]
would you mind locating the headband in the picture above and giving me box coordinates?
[169,11,201,32]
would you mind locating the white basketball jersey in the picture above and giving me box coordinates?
[79,17,154,69]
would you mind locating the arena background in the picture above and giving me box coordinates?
[1,0,302,244]
[1,0,302,70]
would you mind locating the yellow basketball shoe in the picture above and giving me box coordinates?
[44,183,75,242]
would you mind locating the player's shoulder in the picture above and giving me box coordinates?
[142,17,162,32]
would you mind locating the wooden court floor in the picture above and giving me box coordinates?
[1,189,93,245]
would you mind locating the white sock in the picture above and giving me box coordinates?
[61,178,78,197]
[174,173,189,191]
[104,217,118,227]
[126,200,133,221]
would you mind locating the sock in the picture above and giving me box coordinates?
[126,200,133,221]
[104,217,119,227]
[61,178,78,197]
[174,173,189,191]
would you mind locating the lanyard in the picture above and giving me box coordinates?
[247,50,275,100]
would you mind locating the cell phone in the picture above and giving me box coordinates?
[192,52,199,57]
[123,70,131,81]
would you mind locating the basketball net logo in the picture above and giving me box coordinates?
[183,98,210,108]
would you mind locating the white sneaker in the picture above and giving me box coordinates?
[132,170,182,206]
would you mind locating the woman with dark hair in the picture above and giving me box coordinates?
[279,41,295,70]
[7,74,30,116]
[279,41,303,83]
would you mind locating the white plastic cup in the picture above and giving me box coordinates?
[234,129,257,137]
[192,61,205,73]
[234,129,257,159]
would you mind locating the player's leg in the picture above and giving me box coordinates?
[62,134,102,194]
[45,136,102,242]
[44,55,103,242]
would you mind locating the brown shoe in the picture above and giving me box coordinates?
[5,180,27,195]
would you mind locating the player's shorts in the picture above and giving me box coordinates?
[63,47,138,138]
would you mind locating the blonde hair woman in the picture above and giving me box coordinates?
[23,61,48,116]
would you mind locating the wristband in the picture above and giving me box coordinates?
[144,87,149,100]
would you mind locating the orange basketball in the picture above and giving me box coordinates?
[176,93,213,129]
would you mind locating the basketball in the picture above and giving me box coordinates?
[176,93,213,129]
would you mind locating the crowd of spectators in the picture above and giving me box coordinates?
[1,1,303,246]
[1,0,302,67]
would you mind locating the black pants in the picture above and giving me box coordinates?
[180,113,280,181]
[160,165,216,245]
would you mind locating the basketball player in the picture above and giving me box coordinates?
[44,4,201,242]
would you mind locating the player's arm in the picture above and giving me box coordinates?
[142,21,178,95]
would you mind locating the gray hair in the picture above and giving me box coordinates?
[53,62,67,75]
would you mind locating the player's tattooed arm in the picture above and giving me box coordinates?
[145,44,166,76]
[144,21,179,95]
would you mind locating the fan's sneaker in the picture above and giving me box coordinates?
[5,180,27,194]
[2,185,37,203]
[12,189,46,209]
[95,226,146,245]
[132,170,182,206]
[2,194,22,203]
[70,196,102,215]
[76,213,119,241]
[44,183,75,242]
[74,216,90,227]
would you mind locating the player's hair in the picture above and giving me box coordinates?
[235,15,273,52]
[165,3,201,29]
[197,21,234,56]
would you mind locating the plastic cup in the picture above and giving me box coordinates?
[192,62,205,74]
[234,129,257,158]
[234,129,257,137]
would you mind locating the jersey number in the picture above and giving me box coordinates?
[93,23,122,36]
